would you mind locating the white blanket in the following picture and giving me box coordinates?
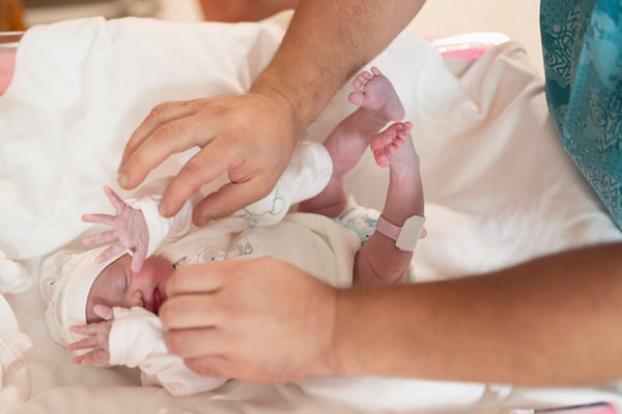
[2,12,622,414]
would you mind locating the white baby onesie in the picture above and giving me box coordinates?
[108,306,225,396]
[107,141,360,396]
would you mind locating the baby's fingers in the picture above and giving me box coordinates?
[70,324,98,335]
[131,245,148,273]
[72,349,109,366]
[82,213,117,226]
[95,242,125,263]
[82,230,118,247]
[104,185,127,214]
[67,336,97,351]
[93,304,114,321]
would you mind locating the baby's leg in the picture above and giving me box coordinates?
[299,67,404,217]
[355,122,424,286]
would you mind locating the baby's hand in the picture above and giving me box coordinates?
[67,305,113,366]
[82,186,149,272]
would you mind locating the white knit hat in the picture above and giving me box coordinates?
[40,247,124,346]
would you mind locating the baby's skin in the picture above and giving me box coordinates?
[68,187,173,365]
[300,67,425,285]
[68,66,424,364]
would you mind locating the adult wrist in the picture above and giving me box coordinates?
[251,78,303,138]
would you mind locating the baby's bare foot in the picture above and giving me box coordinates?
[348,67,405,122]
[371,121,418,173]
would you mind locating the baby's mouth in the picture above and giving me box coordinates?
[154,287,163,314]
[154,283,168,314]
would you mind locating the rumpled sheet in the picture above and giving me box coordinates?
[1,11,622,414]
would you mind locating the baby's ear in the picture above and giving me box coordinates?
[93,304,113,321]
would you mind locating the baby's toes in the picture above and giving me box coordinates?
[371,66,382,76]
[373,148,390,167]
[396,130,408,141]
[387,142,401,155]
[353,72,370,90]
[348,91,366,106]
[371,135,390,152]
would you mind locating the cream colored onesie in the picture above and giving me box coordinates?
[107,141,360,396]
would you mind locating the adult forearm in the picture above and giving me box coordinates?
[252,0,426,133]
[332,242,622,385]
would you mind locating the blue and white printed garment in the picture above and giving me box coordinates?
[541,0,622,228]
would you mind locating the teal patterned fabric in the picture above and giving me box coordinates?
[541,0,622,228]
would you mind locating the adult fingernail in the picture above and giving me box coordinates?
[117,172,128,188]
[196,214,209,227]
[159,201,169,216]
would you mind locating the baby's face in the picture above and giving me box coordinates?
[86,254,173,323]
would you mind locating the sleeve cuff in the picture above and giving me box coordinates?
[109,307,164,367]
[125,197,166,257]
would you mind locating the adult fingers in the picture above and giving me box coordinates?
[119,115,222,191]
[67,336,97,351]
[121,101,199,164]
[82,214,117,227]
[185,356,229,377]
[159,294,226,330]
[103,185,126,213]
[82,230,117,247]
[159,138,237,217]
[95,242,125,263]
[164,262,228,297]
[164,328,226,359]
[192,178,270,225]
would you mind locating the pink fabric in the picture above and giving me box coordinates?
[0,49,16,95]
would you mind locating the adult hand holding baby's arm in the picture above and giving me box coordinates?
[117,91,298,226]
[82,186,149,272]
[67,305,113,366]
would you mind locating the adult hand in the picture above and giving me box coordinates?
[118,90,298,226]
[160,257,340,382]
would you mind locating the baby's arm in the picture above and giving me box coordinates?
[82,141,331,266]
[238,141,333,227]
[110,307,226,396]
[70,306,225,396]
[83,185,193,271]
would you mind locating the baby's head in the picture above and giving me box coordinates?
[41,247,173,346]
[85,254,172,322]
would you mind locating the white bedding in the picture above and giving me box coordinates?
[1,11,622,414]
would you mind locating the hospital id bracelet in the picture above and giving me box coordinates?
[376,215,426,252]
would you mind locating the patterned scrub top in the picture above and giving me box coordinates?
[541,0,622,228]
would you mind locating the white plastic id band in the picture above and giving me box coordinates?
[376,215,426,252]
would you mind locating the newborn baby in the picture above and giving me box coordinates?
[41,67,425,396]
